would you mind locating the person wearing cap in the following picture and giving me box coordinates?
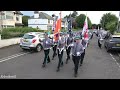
[56,32,65,72]
[65,33,73,64]
[42,33,52,68]
[80,36,87,66]
[71,36,84,77]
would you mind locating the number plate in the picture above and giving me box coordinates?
[116,44,120,46]
[24,39,28,42]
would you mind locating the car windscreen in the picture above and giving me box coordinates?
[23,34,35,39]
[111,37,120,41]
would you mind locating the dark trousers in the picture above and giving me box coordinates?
[66,46,71,60]
[57,49,64,69]
[98,39,102,48]
[72,55,81,74]
[52,45,57,58]
[43,49,50,65]
[80,49,85,64]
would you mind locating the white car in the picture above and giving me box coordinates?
[20,32,44,52]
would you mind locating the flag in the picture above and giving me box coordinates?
[82,15,89,40]
[53,11,62,41]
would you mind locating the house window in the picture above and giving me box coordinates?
[6,15,13,19]
[16,17,19,21]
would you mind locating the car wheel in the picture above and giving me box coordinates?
[36,44,41,52]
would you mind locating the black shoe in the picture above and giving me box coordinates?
[80,63,82,66]
[74,73,78,77]
[61,62,64,67]
[66,60,68,64]
[42,64,46,68]
[47,61,50,63]
[56,68,60,72]
[52,57,54,60]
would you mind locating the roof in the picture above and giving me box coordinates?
[30,12,53,20]
[27,32,44,35]
[14,11,23,15]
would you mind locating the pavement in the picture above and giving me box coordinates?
[0,34,120,79]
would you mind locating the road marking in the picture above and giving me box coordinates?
[109,53,120,68]
[0,52,29,63]
[0,53,26,61]
[118,53,120,57]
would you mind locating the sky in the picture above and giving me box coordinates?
[21,11,119,24]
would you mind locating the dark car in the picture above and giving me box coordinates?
[104,35,120,52]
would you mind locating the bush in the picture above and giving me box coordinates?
[1,27,46,39]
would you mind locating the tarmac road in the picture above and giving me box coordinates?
[0,34,120,79]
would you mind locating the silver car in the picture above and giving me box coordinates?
[20,32,45,52]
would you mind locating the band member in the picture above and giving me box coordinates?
[42,33,52,68]
[65,33,73,64]
[98,33,103,49]
[80,36,87,66]
[56,32,65,72]
[71,36,84,77]
[52,37,58,60]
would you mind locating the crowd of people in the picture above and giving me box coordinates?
[41,31,89,77]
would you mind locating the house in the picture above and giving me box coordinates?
[28,11,54,30]
[0,11,23,28]
[61,18,68,30]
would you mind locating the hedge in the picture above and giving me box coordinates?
[1,27,47,39]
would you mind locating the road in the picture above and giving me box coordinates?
[0,34,120,79]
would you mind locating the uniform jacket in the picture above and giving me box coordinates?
[43,38,52,50]
[71,41,84,56]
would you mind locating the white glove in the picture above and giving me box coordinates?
[77,52,80,56]
[70,44,74,46]
[46,41,48,44]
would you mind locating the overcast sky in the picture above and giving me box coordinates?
[21,11,119,24]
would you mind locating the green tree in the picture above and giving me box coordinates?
[75,14,92,29]
[22,15,30,26]
[100,13,118,30]
[106,21,117,34]
[71,11,78,18]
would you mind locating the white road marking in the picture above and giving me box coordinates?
[0,53,26,61]
[0,52,29,63]
[118,53,120,57]
[109,53,120,68]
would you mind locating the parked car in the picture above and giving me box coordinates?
[20,32,44,52]
[104,35,120,52]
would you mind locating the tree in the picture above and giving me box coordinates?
[100,13,118,30]
[22,15,30,26]
[75,14,92,29]
[71,11,78,18]
[106,21,117,34]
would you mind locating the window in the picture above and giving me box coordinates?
[23,34,35,39]
[16,17,19,21]
[6,15,13,19]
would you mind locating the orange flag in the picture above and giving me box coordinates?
[54,11,62,41]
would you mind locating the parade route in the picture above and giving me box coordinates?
[0,34,120,79]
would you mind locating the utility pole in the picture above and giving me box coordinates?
[117,11,120,33]
[0,11,3,33]
[67,11,72,35]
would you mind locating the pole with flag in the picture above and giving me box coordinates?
[53,11,62,42]
[82,13,89,40]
